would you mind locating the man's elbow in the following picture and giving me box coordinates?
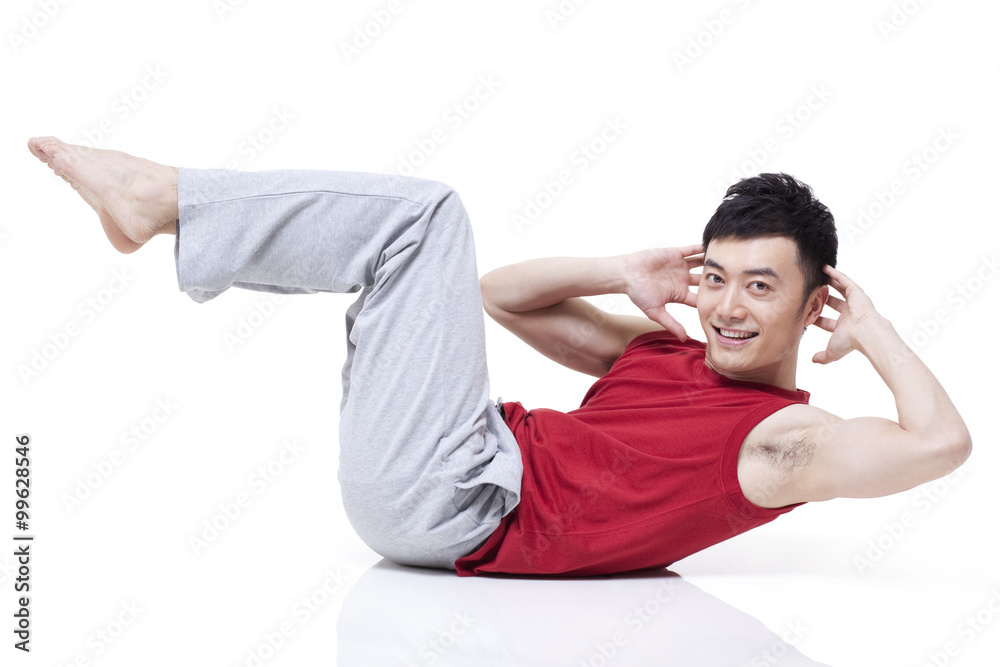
[951,432,973,468]
[479,272,499,314]
[479,272,512,323]
[933,427,973,476]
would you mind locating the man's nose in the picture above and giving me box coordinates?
[717,287,747,320]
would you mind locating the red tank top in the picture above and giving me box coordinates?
[454,331,809,576]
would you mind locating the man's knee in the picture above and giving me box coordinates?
[424,182,473,240]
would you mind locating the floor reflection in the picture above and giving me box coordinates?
[337,560,831,666]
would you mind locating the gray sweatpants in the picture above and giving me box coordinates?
[173,167,523,569]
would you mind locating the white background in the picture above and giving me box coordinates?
[2,0,999,665]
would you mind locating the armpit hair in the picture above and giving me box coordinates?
[751,439,816,473]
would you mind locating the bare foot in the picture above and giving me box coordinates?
[27,136,180,254]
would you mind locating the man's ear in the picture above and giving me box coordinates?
[804,284,829,326]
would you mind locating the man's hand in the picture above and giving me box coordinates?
[811,265,886,365]
[745,263,971,506]
[623,244,704,341]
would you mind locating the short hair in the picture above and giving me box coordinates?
[703,172,837,304]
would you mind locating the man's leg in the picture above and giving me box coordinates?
[28,137,523,569]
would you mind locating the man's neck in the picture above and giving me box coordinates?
[704,355,799,392]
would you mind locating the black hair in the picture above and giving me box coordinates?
[703,172,837,305]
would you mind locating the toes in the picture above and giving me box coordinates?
[49,146,88,178]
[30,135,60,154]
[32,136,85,170]
[27,137,53,160]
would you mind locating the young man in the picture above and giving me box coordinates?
[28,137,971,577]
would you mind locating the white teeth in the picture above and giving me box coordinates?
[719,328,756,339]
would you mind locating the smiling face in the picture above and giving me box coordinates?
[697,236,827,390]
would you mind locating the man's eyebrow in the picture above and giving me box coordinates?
[703,258,781,280]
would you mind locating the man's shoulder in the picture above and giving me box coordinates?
[619,330,706,364]
[750,403,838,444]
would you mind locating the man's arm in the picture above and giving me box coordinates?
[746,266,972,507]
[479,246,703,377]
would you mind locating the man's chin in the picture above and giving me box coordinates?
[704,348,758,377]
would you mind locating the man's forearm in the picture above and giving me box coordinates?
[857,316,971,448]
[480,256,627,313]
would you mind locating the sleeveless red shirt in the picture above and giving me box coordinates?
[454,331,809,577]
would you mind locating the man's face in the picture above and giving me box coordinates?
[697,236,822,384]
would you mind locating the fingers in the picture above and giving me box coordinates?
[647,308,688,342]
[824,295,845,312]
[687,272,701,287]
[823,264,859,295]
[677,243,704,257]
[813,347,851,365]
[824,276,847,298]
[681,288,698,308]
[824,264,848,280]
[813,315,838,332]
[683,243,705,270]
[664,317,688,342]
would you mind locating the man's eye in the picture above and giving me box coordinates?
[750,281,768,291]
[707,274,722,284]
